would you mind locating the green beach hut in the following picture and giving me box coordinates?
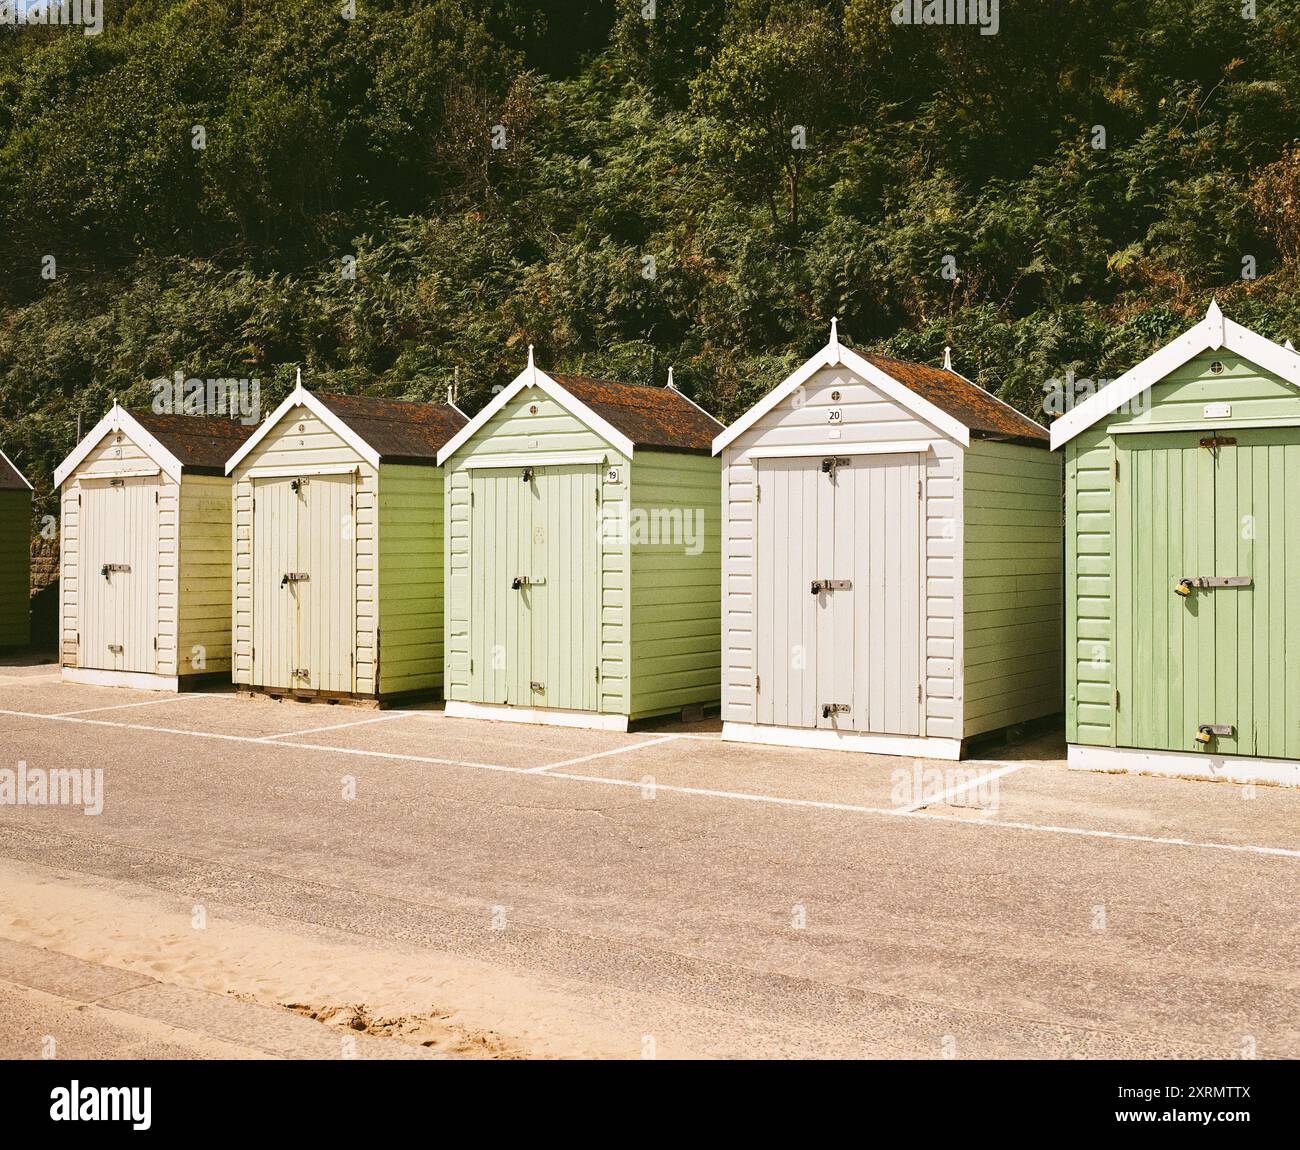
[436,350,723,730]
[1052,302,1300,785]
[0,448,32,650]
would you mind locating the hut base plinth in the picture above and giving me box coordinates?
[445,699,629,731]
[721,722,963,761]
[1068,744,1300,788]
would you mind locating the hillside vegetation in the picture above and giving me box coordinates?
[3,0,1300,517]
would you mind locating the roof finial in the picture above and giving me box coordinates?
[667,366,675,389]
[296,366,302,390]
[943,346,953,372]
[1206,297,1225,350]
[829,315,839,350]
[527,343,534,369]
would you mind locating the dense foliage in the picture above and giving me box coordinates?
[2,0,1299,518]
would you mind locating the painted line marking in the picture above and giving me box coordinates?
[53,694,222,717]
[891,762,1029,815]
[1,708,1296,861]
[262,713,415,741]
[526,735,682,773]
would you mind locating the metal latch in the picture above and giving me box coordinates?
[512,576,546,589]
[821,703,850,718]
[811,579,852,595]
[290,477,309,492]
[1199,436,1236,449]
[1175,576,1252,596]
[521,467,535,482]
[107,644,124,654]
[1195,723,1233,745]
[101,563,131,580]
[281,572,310,586]
[530,680,545,693]
[820,457,851,474]
[292,668,310,680]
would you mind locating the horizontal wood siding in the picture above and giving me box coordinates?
[962,440,1063,736]
[0,489,31,647]
[231,404,376,692]
[444,384,630,714]
[628,451,721,719]
[177,474,234,678]
[721,363,961,739]
[377,463,443,696]
[1066,428,1116,746]
[1108,351,1300,429]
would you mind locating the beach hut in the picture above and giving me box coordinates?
[225,383,466,703]
[712,322,1061,760]
[1051,302,1300,785]
[0,449,32,650]
[54,405,254,689]
[436,351,723,730]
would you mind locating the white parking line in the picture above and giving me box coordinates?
[526,735,681,773]
[1,707,1296,861]
[54,694,221,717]
[891,762,1029,815]
[262,713,415,741]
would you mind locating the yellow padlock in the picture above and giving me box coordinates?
[1195,726,1213,745]
[1175,578,1193,597]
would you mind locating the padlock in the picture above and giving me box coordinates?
[1195,725,1213,745]
[1175,578,1193,597]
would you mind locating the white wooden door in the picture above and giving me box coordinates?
[79,478,157,673]
[847,454,924,736]
[252,477,299,689]
[755,453,924,735]
[298,473,355,694]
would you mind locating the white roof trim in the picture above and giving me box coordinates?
[712,336,971,456]
[55,404,186,489]
[0,447,32,491]
[225,384,381,474]
[437,357,637,465]
[1049,302,1300,449]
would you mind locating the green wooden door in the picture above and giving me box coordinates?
[1119,429,1299,758]
[530,465,599,712]
[469,467,533,706]
[252,477,300,689]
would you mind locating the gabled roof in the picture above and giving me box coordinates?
[1049,301,1300,449]
[225,382,468,474]
[437,350,723,465]
[0,448,32,491]
[55,404,255,487]
[712,320,1048,455]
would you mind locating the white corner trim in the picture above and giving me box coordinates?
[741,441,933,461]
[1050,311,1300,450]
[61,667,183,693]
[721,722,963,761]
[225,386,381,474]
[437,366,635,465]
[0,447,32,491]
[1067,743,1300,788]
[55,407,185,489]
[444,699,630,732]
[462,450,607,469]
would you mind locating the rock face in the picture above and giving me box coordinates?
[30,535,58,651]
[31,534,57,595]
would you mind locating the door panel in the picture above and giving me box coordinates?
[469,468,531,705]
[79,478,157,672]
[252,477,299,689]
[755,453,924,735]
[532,466,598,712]
[755,459,821,728]
[850,454,923,736]
[300,474,355,694]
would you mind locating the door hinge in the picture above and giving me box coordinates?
[155,491,159,504]
[469,658,474,673]
[917,479,923,499]
[755,674,761,694]
[595,665,601,683]
[1114,688,1120,711]
[917,683,923,703]
[595,486,601,505]
[756,483,761,502]
[1113,455,1120,482]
